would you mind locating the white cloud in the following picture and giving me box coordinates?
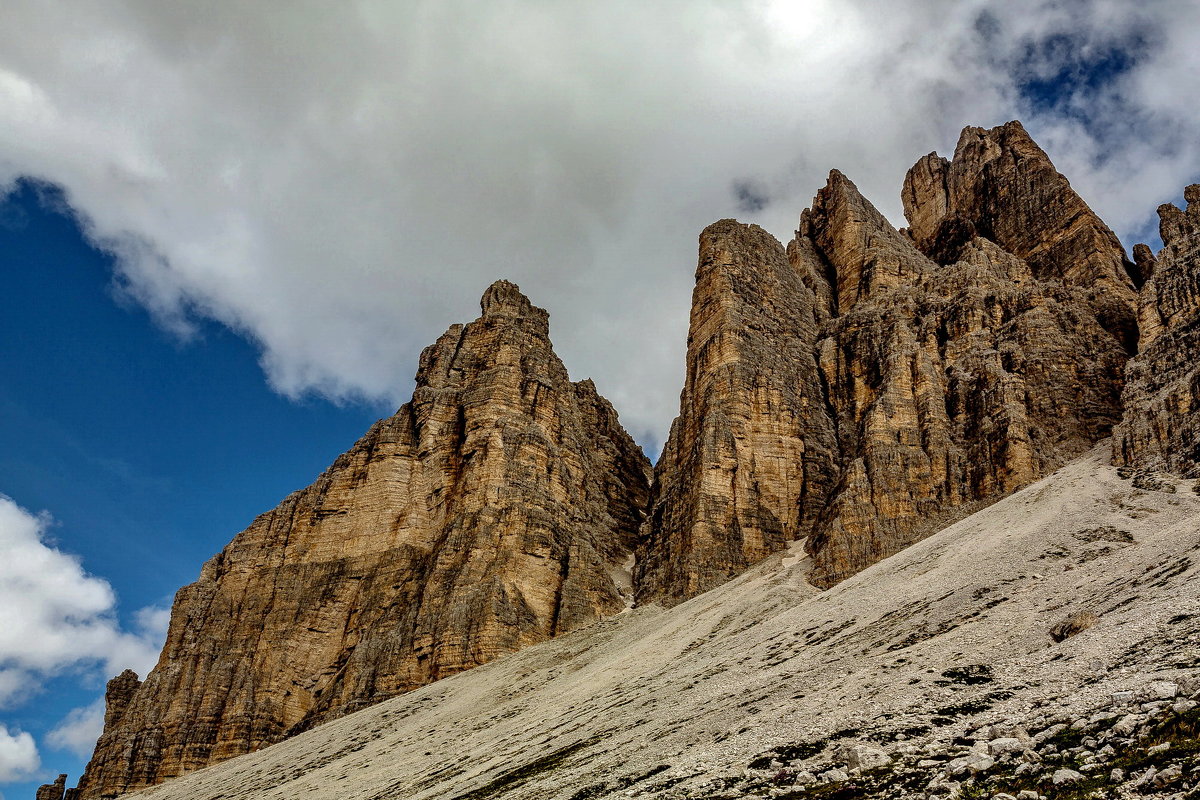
[0,497,165,707]
[0,496,168,781]
[46,700,105,759]
[0,725,38,783]
[0,1,1197,447]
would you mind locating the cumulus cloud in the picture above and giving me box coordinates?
[0,496,167,709]
[46,699,105,759]
[0,725,38,783]
[0,1,1197,447]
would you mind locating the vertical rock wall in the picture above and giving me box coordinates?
[1115,185,1200,474]
[75,281,650,799]
[641,121,1133,599]
[634,221,837,605]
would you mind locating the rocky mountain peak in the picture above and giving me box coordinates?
[479,278,547,326]
[72,281,649,799]
[1158,185,1200,250]
[1115,183,1200,475]
[903,119,1139,351]
[801,169,930,312]
[640,120,1131,599]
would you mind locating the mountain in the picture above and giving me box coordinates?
[51,122,1200,799]
[72,281,650,798]
[1116,185,1200,474]
[70,445,1200,799]
[639,121,1130,602]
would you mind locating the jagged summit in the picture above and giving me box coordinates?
[479,278,547,327]
[801,169,932,311]
[639,120,1129,601]
[902,119,1139,351]
[1115,183,1200,475]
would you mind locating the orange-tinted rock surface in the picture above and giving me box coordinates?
[75,281,650,798]
[634,220,837,605]
[640,122,1132,599]
[901,120,1139,351]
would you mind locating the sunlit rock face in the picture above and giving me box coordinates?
[640,121,1131,600]
[901,120,1140,352]
[634,219,838,606]
[75,281,650,799]
[73,120,1159,798]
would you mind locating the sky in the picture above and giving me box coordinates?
[1,1,1199,796]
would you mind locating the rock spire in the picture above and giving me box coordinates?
[639,121,1132,601]
[1115,185,1200,474]
[74,281,650,798]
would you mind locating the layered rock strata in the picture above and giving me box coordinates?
[634,221,838,603]
[1114,185,1200,475]
[34,776,70,800]
[640,122,1133,602]
[75,281,650,798]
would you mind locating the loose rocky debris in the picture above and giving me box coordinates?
[675,678,1200,800]
[1116,467,1180,494]
[1049,612,1099,643]
[109,446,1200,800]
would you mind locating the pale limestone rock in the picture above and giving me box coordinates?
[636,220,837,605]
[641,124,1130,598]
[902,120,1139,352]
[75,281,650,799]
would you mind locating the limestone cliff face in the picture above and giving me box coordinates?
[640,122,1131,600]
[1115,185,1200,474]
[634,221,837,605]
[902,120,1140,351]
[806,182,1126,586]
[75,281,650,799]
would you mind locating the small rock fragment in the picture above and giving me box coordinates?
[1149,681,1179,699]
[1154,763,1183,786]
[1051,611,1099,642]
[1052,768,1084,785]
[819,768,848,784]
[840,741,891,771]
[988,738,1025,757]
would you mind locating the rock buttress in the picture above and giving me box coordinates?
[634,221,837,606]
[74,280,650,798]
[806,177,1126,585]
[1114,185,1200,474]
[640,122,1131,600]
[901,119,1139,351]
